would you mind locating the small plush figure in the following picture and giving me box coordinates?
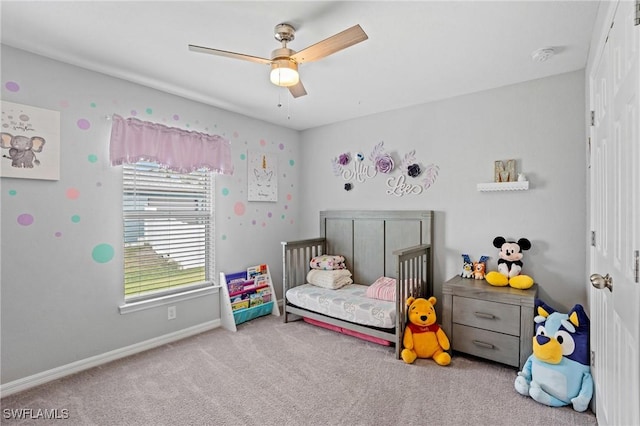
[485,236,534,289]
[401,296,451,366]
[515,300,593,412]
[461,254,473,278]
[473,255,490,280]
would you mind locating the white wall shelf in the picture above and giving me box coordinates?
[477,181,529,192]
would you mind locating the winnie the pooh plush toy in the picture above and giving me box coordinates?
[401,296,451,366]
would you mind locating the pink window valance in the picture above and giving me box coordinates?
[109,114,234,175]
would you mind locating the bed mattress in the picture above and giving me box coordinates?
[285,284,395,329]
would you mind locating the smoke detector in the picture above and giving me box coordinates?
[531,47,555,62]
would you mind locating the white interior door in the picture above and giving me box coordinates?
[589,1,640,425]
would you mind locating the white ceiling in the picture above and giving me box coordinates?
[1,1,601,131]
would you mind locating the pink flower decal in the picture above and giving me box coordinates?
[375,153,394,174]
[338,153,351,165]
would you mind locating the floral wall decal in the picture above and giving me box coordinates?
[330,141,439,196]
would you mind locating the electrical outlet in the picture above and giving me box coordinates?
[167,306,176,320]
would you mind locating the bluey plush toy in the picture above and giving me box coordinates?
[515,300,593,412]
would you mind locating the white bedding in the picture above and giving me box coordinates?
[285,284,396,329]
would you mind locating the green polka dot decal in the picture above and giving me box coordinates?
[92,244,114,263]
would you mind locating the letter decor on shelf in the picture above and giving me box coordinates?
[330,142,439,197]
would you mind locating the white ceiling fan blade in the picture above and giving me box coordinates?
[188,44,272,65]
[289,80,307,98]
[291,24,368,64]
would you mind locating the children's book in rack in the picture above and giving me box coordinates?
[220,264,280,332]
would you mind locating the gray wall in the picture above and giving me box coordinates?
[299,70,587,313]
[0,46,301,384]
[1,45,587,388]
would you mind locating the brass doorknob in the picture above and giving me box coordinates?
[590,273,613,291]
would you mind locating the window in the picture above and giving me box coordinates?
[122,162,214,301]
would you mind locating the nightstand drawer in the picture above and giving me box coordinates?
[452,324,520,367]
[452,296,520,336]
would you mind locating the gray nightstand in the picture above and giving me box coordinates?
[441,275,538,369]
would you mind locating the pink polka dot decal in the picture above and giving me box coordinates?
[234,202,246,216]
[66,188,80,200]
[17,213,34,226]
[77,119,91,130]
[5,81,20,92]
[260,139,266,146]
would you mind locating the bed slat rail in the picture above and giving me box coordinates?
[281,238,326,323]
[394,244,432,358]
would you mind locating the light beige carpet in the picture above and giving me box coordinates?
[1,314,597,425]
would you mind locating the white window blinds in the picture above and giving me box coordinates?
[123,162,214,300]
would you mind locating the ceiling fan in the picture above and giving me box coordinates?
[188,23,368,98]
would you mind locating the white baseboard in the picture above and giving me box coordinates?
[0,319,221,398]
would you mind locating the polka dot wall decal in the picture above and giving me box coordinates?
[289,159,295,166]
[59,100,69,108]
[71,215,81,223]
[131,110,138,116]
[233,131,239,138]
[173,114,180,120]
[240,153,246,160]
[88,154,98,163]
[77,119,91,130]
[279,143,284,150]
[145,108,153,115]
[17,213,34,226]
[9,189,17,196]
[260,139,266,146]
[90,102,97,108]
[221,188,229,196]
[92,243,114,263]
[221,235,227,240]
[267,212,273,218]
[252,220,257,225]
[66,188,80,200]
[234,201,246,216]
[5,81,20,92]
[287,193,292,201]
[281,214,286,219]
[55,232,62,237]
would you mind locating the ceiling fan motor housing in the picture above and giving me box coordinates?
[274,23,295,44]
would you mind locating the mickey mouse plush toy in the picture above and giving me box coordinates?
[485,236,535,289]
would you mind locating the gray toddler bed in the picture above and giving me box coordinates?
[281,210,433,358]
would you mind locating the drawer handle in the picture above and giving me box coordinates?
[472,340,495,349]
[474,311,496,320]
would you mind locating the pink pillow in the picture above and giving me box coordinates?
[366,276,396,301]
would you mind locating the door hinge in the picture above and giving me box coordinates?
[590,110,595,126]
[591,231,596,247]
[634,250,639,283]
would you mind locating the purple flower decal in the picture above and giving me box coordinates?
[408,163,421,178]
[375,154,394,174]
[338,153,351,166]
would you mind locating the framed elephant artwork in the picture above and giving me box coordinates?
[1,101,60,180]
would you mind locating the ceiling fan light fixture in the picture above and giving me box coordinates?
[270,59,299,87]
